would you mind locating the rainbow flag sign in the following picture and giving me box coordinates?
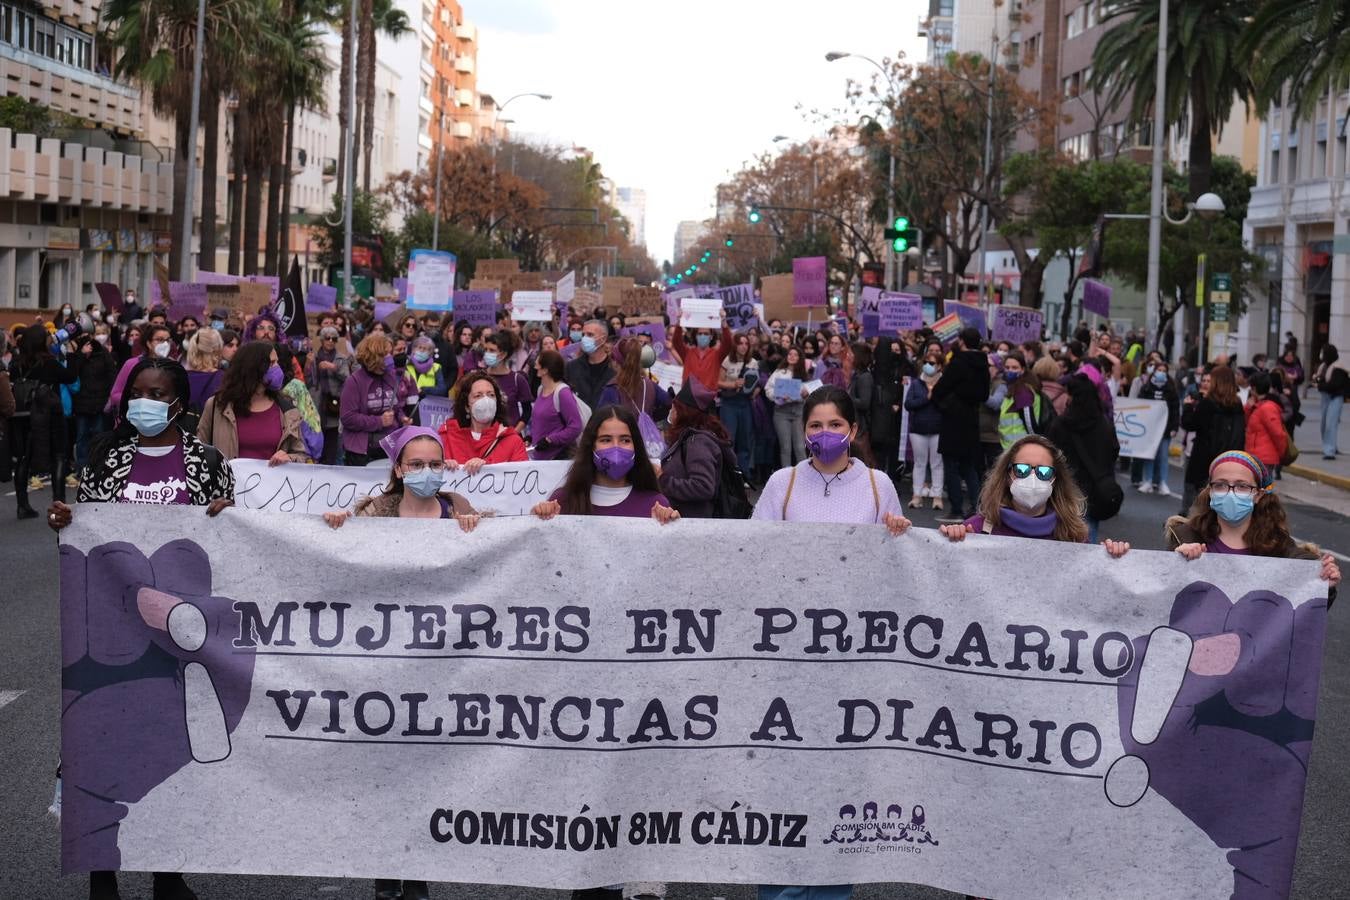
[931,312,962,345]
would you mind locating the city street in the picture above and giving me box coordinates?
[2,468,1347,900]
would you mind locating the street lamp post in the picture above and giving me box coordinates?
[826,51,897,290]
[431,111,444,250]
[178,0,206,281]
[1144,0,1169,349]
[975,31,997,315]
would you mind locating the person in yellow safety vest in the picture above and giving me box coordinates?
[405,335,449,406]
[995,351,1046,450]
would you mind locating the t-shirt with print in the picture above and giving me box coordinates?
[120,442,190,504]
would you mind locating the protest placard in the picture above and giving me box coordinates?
[950,302,988,339]
[602,276,634,312]
[476,258,520,281]
[620,321,669,359]
[511,291,554,322]
[247,275,280,304]
[60,509,1328,897]
[555,271,576,312]
[713,283,756,332]
[406,249,456,311]
[759,273,798,322]
[571,289,603,314]
[880,293,924,331]
[774,377,803,401]
[992,305,1044,344]
[665,288,693,322]
[1083,279,1112,317]
[454,290,499,327]
[307,283,338,312]
[931,312,961,345]
[679,297,721,329]
[1114,397,1171,459]
[206,282,273,327]
[793,256,827,307]
[621,286,664,317]
[502,273,545,306]
[93,282,124,313]
[649,360,683,392]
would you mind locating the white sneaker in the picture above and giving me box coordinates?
[1137,483,1154,494]
[1157,483,1173,497]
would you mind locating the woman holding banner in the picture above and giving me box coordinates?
[1167,451,1339,597]
[532,404,678,522]
[439,371,528,472]
[47,356,232,900]
[198,342,310,465]
[340,333,407,467]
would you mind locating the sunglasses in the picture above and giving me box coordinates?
[1010,463,1055,482]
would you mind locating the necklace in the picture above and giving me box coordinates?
[814,463,846,497]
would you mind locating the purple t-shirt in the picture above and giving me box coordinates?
[549,486,670,518]
[1206,538,1250,555]
[120,444,190,504]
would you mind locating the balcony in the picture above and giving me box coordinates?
[451,120,472,139]
[321,157,336,181]
[455,23,476,42]
[0,128,173,214]
[455,88,474,107]
[0,50,142,136]
[454,56,474,75]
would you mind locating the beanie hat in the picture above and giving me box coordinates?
[1208,450,1274,493]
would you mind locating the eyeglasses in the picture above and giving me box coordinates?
[1010,463,1055,482]
[403,460,449,474]
[1208,481,1258,498]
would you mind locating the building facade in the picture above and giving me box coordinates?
[673,219,707,267]
[612,186,647,250]
[923,0,1011,64]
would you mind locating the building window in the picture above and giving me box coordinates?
[1270,149,1280,183]
[936,0,954,15]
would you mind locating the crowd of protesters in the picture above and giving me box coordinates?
[5,287,1343,900]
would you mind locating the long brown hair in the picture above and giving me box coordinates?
[613,337,646,407]
[1185,488,1295,556]
[555,405,662,515]
[977,435,1089,543]
[1207,365,1240,408]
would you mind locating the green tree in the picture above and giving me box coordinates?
[1089,0,1253,199]
[271,6,331,274]
[1244,0,1350,120]
[314,189,398,280]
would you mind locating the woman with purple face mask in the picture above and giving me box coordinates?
[531,404,679,524]
[198,341,310,464]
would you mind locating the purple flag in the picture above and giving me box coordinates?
[1082,279,1112,317]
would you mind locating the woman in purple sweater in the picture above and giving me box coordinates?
[530,349,584,460]
[339,333,408,466]
[532,404,679,522]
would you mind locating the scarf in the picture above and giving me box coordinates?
[411,354,435,375]
[999,506,1058,537]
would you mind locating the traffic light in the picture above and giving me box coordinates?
[748,206,761,224]
[724,235,734,248]
[884,215,916,253]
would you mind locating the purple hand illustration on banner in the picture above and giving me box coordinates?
[60,540,256,873]
[1113,582,1327,899]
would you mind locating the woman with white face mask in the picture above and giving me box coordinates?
[938,435,1130,557]
[437,371,528,474]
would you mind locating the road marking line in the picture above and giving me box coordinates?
[0,690,25,711]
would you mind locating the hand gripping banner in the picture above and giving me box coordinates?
[59,506,1329,897]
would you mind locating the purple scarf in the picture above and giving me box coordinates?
[411,354,435,375]
[999,506,1058,537]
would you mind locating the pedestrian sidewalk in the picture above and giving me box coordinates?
[1288,391,1349,490]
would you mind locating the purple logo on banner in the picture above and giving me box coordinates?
[793,256,827,307]
[715,283,756,331]
[455,290,499,327]
[950,303,988,339]
[307,283,338,311]
[1082,279,1112,317]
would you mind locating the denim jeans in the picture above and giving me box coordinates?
[773,402,805,468]
[74,412,110,473]
[719,394,754,474]
[1322,393,1344,457]
[1140,433,1172,489]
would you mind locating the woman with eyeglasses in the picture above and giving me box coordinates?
[306,325,351,464]
[1167,450,1340,596]
[937,435,1130,557]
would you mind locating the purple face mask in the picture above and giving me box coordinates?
[263,363,285,391]
[383,354,396,373]
[806,429,851,464]
[593,446,636,480]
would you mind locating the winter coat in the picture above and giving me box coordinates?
[198,394,311,463]
[658,427,728,518]
[438,420,529,465]
[354,488,477,518]
[564,353,617,409]
[1181,397,1246,488]
[79,427,233,504]
[1047,405,1120,514]
[71,346,118,416]
[903,377,943,436]
[1042,380,1069,416]
[868,341,906,445]
[930,348,990,455]
[1244,398,1288,467]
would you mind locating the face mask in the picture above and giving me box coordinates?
[393,353,408,368]
[696,334,712,349]
[94,334,109,347]
[995,349,1007,359]
[1212,491,1255,524]
[402,467,446,498]
[593,446,636,480]
[570,329,583,343]
[640,345,656,368]
[922,363,937,377]
[383,354,395,373]
[806,429,850,464]
[412,350,431,364]
[482,351,500,368]
[263,363,285,391]
[1009,476,1054,512]
[580,336,599,354]
[127,398,175,437]
[211,320,225,331]
[1151,372,1168,386]
[126,295,136,305]
[471,396,497,423]
[1003,370,1020,384]
[153,341,170,358]
[90,310,102,321]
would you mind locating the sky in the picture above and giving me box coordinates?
[474,0,927,266]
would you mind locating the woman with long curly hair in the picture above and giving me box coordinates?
[437,370,529,473]
[1167,450,1340,598]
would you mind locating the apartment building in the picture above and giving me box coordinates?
[922,0,1012,64]
[0,0,175,309]
[612,186,647,250]
[1243,93,1350,368]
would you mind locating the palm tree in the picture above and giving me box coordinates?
[274,12,330,274]
[1089,0,1253,198]
[1245,0,1350,121]
[359,0,410,191]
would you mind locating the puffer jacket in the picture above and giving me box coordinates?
[1244,397,1288,467]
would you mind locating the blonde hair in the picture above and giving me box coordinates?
[185,328,223,372]
[977,435,1089,543]
[1031,355,1059,382]
[355,333,392,374]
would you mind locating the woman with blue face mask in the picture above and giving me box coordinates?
[1136,359,1179,495]
[1167,451,1341,596]
[198,341,310,464]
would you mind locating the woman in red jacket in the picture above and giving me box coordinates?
[438,370,528,474]
[1244,371,1288,470]
[670,307,733,390]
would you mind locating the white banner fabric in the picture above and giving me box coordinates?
[1114,397,1171,459]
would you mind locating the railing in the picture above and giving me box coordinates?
[50,127,172,163]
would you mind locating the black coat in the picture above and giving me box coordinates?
[931,348,990,455]
[1047,410,1120,506]
[1181,397,1246,487]
[72,346,119,416]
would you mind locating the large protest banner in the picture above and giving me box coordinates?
[1114,397,1171,459]
[60,509,1328,898]
[229,459,569,517]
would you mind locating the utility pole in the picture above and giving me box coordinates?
[177,0,206,281]
[1144,0,1169,349]
[341,0,357,307]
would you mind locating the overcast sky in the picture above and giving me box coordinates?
[474,0,927,265]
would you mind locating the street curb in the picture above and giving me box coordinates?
[1169,445,1349,491]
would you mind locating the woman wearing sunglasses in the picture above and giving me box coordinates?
[1167,450,1340,594]
[938,435,1131,557]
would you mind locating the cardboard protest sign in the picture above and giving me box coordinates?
[602,277,634,312]
[60,509,1330,898]
[1114,397,1171,459]
[760,273,799,322]
[502,273,545,306]
[992,305,1044,344]
[206,282,273,328]
[792,256,827,307]
[571,290,603,315]
[476,258,520,281]
[247,275,280,304]
[621,286,664,317]
[555,271,576,312]
[307,283,338,312]
[713,283,756,332]
[679,297,721,329]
